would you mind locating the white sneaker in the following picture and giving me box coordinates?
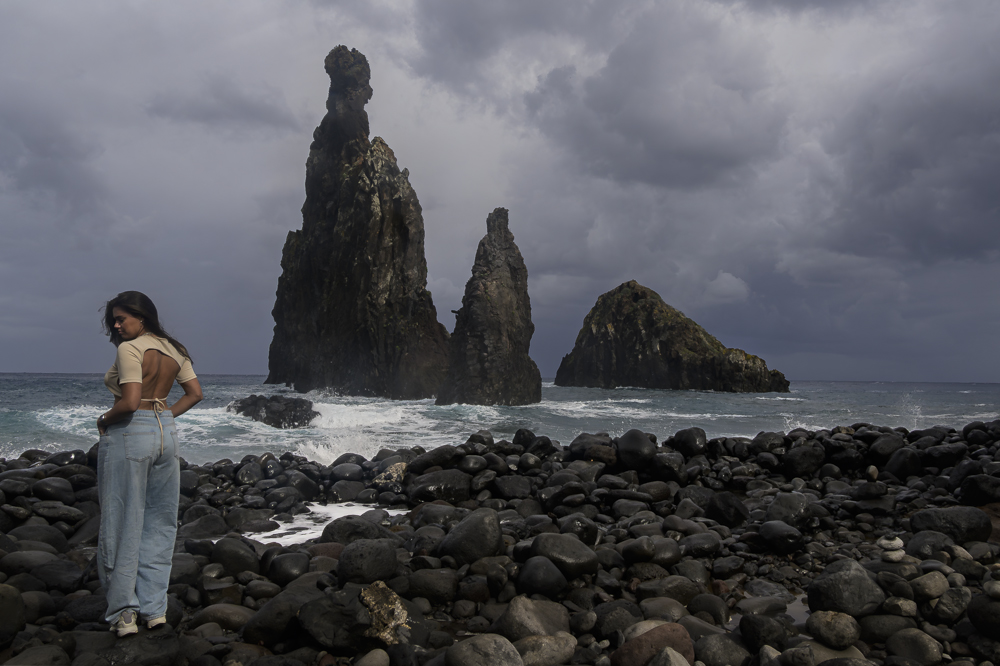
[111,610,138,637]
[147,616,167,630]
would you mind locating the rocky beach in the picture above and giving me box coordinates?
[2,418,1000,666]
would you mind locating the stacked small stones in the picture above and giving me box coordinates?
[2,420,1000,666]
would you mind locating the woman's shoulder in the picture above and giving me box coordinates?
[118,334,175,355]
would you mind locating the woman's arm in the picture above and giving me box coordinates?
[97,383,141,434]
[170,378,203,418]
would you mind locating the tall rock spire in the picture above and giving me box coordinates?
[266,46,450,398]
[437,208,542,405]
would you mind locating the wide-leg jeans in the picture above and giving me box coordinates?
[97,410,179,624]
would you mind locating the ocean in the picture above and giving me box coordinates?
[2,374,998,466]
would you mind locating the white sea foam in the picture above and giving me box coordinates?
[265,503,406,545]
[754,396,806,402]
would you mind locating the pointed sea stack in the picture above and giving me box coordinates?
[555,281,789,392]
[266,46,450,398]
[436,208,542,405]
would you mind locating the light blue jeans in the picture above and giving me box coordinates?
[97,410,179,624]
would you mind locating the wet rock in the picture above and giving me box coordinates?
[446,633,523,666]
[806,611,861,650]
[243,587,325,648]
[64,595,108,624]
[906,531,954,559]
[759,520,803,554]
[513,631,576,666]
[436,207,541,406]
[885,447,923,481]
[637,576,700,605]
[321,515,401,545]
[647,646,692,666]
[338,539,399,586]
[967,593,1000,635]
[678,531,721,557]
[858,614,918,643]
[529,533,599,579]
[557,513,600,547]
[436,508,504,566]
[617,429,657,470]
[0,551,58,576]
[807,559,885,617]
[910,571,949,599]
[961,474,1000,505]
[0,583,26,647]
[885,627,943,666]
[408,568,459,605]
[705,491,749,527]
[695,633,751,666]
[211,537,260,576]
[909,506,993,543]
[8,525,68,553]
[739,614,789,651]
[228,395,319,429]
[31,477,76,505]
[672,428,707,459]
[517,556,567,598]
[266,46,450,398]
[267,552,310,586]
[491,596,570,642]
[687,594,730,626]
[177,513,229,540]
[190,603,257,630]
[764,492,811,527]
[611,622,695,666]
[4,644,71,665]
[408,469,472,504]
[783,442,826,478]
[29,560,84,593]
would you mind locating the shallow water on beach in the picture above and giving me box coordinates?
[1,373,997,465]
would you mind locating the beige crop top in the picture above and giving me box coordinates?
[103,334,197,397]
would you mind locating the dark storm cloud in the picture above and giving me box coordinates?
[0,98,110,218]
[2,1,998,383]
[523,10,786,189]
[410,0,622,93]
[147,76,300,133]
[818,25,1000,264]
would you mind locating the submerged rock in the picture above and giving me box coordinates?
[436,208,541,406]
[554,281,788,392]
[228,394,319,429]
[266,45,449,397]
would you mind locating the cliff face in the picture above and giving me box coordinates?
[555,281,789,393]
[266,46,450,397]
[436,208,542,405]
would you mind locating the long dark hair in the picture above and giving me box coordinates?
[101,291,192,360]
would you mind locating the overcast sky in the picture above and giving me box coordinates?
[1,0,998,382]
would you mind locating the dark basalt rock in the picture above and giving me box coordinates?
[228,395,319,429]
[266,45,450,398]
[909,506,993,543]
[435,508,504,566]
[554,281,789,392]
[436,208,541,406]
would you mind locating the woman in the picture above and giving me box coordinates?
[97,291,202,636]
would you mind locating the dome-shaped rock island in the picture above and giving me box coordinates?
[555,281,789,392]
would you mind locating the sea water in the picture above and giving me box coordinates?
[2,374,998,466]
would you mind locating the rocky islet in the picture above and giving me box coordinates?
[1,419,1000,665]
[266,45,450,398]
[555,281,789,393]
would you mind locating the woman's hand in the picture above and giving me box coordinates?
[97,415,107,435]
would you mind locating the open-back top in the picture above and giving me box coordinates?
[103,334,197,397]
